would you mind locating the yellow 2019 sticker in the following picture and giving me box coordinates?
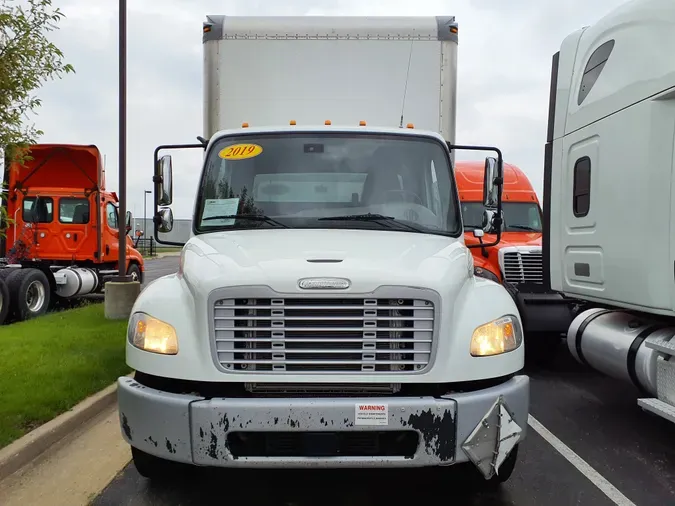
[219,143,263,160]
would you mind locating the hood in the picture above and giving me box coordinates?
[179,228,472,295]
[464,231,542,250]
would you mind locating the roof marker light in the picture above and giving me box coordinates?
[241,122,249,128]
[359,120,366,126]
[290,120,297,125]
[325,120,332,125]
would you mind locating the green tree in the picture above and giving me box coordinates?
[0,0,74,234]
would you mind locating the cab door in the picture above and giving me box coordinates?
[101,200,121,264]
[55,195,96,261]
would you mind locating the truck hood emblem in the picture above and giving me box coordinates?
[298,277,351,290]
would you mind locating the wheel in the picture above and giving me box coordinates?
[0,277,10,325]
[483,443,519,489]
[462,443,520,491]
[7,268,51,321]
[127,263,142,283]
[131,446,181,481]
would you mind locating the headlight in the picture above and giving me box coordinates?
[470,315,522,357]
[474,266,500,283]
[128,312,178,355]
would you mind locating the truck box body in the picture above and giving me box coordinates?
[544,0,675,423]
[203,15,457,142]
[119,15,530,479]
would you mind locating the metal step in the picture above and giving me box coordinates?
[637,398,675,424]
[644,333,675,356]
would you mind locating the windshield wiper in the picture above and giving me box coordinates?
[508,225,539,232]
[317,213,423,233]
[202,214,289,228]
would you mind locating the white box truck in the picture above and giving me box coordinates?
[117,15,530,484]
[543,0,675,424]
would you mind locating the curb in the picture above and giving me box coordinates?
[0,372,134,482]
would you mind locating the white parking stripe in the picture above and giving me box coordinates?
[528,415,636,506]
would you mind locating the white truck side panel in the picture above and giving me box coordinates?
[549,0,675,315]
[203,16,457,142]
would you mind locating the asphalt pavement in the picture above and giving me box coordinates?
[94,256,675,506]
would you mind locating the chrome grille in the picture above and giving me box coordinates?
[502,250,543,284]
[212,297,435,373]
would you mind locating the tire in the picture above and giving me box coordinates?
[483,443,519,489]
[131,446,181,481]
[127,263,142,283]
[462,443,520,491]
[0,277,10,325]
[7,268,51,322]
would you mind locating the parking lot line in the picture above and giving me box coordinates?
[528,415,635,506]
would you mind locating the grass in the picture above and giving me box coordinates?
[0,302,130,449]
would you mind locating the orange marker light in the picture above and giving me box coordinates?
[450,26,458,34]
[359,120,367,126]
[406,123,415,129]
[241,122,249,128]
[325,120,332,125]
[290,120,296,125]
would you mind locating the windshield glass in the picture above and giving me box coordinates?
[461,201,542,232]
[194,133,461,236]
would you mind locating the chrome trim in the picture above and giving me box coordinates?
[498,246,543,285]
[207,285,440,375]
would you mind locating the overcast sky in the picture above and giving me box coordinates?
[30,0,628,220]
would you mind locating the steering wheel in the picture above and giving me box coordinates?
[373,189,423,205]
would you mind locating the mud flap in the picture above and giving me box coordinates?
[460,395,523,479]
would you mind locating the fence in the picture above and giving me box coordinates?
[134,237,156,257]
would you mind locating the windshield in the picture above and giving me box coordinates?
[461,201,542,233]
[194,133,462,237]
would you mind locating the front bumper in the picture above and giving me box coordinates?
[117,375,529,476]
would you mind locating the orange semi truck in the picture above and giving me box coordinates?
[456,160,574,360]
[0,144,144,324]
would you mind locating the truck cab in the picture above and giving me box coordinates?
[0,144,144,322]
[117,14,530,485]
[457,160,573,361]
[544,0,675,423]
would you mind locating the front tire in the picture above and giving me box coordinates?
[131,446,181,481]
[127,263,142,283]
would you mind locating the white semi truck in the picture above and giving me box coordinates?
[544,0,675,424]
[118,15,530,483]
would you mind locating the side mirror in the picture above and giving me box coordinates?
[157,155,173,206]
[125,211,132,234]
[481,209,504,234]
[483,156,500,209]
[156,207,174,233]
[482,209,495,232]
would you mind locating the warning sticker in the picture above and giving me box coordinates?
[355,403,389,426]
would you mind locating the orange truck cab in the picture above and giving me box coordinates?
[0,144,144,323]
[456,160,574,360]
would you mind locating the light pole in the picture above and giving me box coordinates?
[115,0,129,282]
[143,190,151,253]
[104,0,139,320]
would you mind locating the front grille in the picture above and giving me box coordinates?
[502,251,543,284]
[212,297,435,373]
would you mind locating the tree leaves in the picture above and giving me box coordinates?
[0,0,74,236]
